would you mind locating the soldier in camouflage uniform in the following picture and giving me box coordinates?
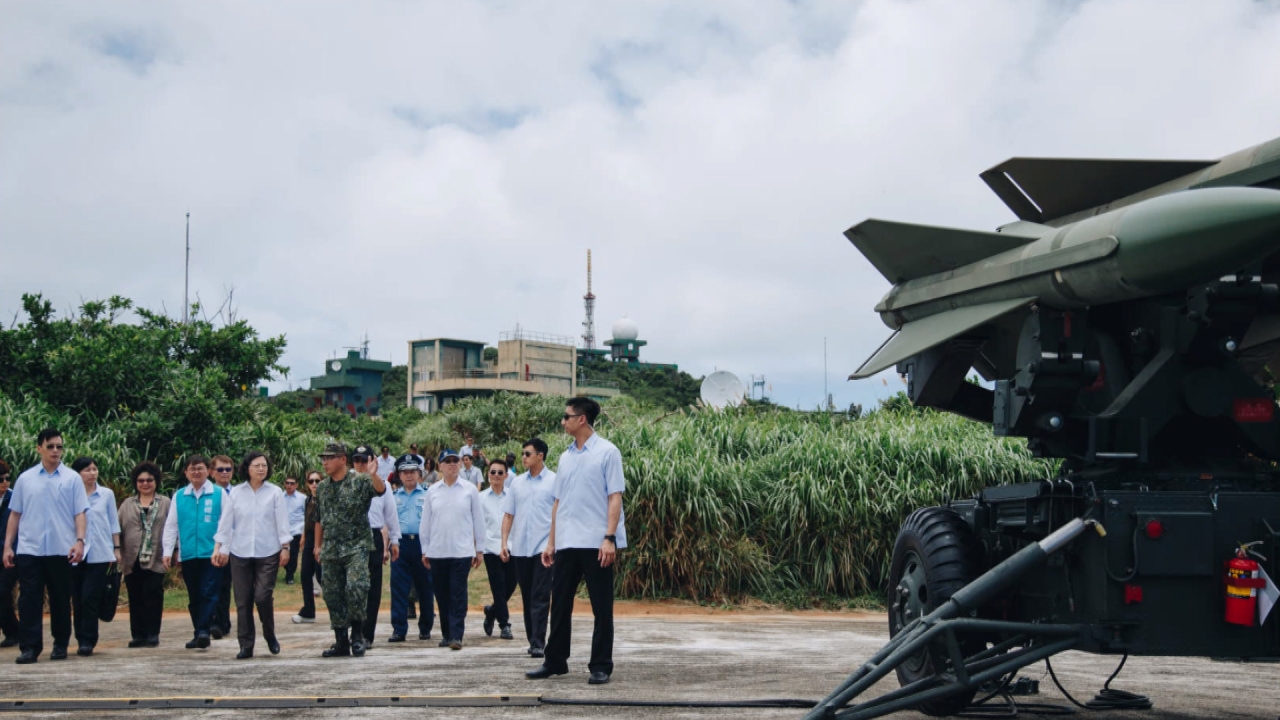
[313,442,385,658]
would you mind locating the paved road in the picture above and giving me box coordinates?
[0,610,1273,718]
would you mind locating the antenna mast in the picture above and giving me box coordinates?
[183,212,190,324]
[582,249,596,348]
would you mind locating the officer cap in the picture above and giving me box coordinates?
[395,454,423,472]
[352,444,374,460]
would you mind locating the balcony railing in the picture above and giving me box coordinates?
[577,377,620,390]
[500,328,575,346]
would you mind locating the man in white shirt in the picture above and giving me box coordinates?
[502,437,556,658]
[459,453,483,489]
[527,398,626,685]
[479,459,515,641]
[162,455,225,650]
[418,448,484,650]
[354,445,400,645]
[376,447,397,481]
[282,477,307,585]
[459,435,474,460]
[2,429,89,664]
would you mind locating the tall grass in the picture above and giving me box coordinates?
[403,393,1055,603]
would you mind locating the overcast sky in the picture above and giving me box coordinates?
[3,0,1279,410]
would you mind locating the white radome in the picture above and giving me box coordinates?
[611,317,639,342]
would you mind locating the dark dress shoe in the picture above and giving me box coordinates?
[210,627,224,640]
[530,648,545,658]
[483,605,495,636]
[50,646,67,660]
[449,640,462,650]
[438,638,450,647]
[500,624,514,640]
[588,671,610,685]
[145,636,160,648]
[236,647,253,660]
[14,650,37,664]
[128,638,146,648]
[0,637,18,648]
[387,634,406,643]
[418,631,431,640]
[76,646,93,657]
[266,636,280,655]
[195,633,211,649]
[525,665,566,679]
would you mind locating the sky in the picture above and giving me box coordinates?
[3,0,1280,411]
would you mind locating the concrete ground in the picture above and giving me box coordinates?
[0,607,1274,719]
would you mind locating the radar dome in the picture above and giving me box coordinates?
[611,317,639,342]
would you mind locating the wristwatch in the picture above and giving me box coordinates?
[604,534,617,544]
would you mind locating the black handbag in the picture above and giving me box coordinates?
[99,564,121,622]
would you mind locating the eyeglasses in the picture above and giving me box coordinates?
[562,413,583,421]
[488,469,506,475]
[214,467,233,473]
[440,457,460,464]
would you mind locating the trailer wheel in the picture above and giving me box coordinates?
[888,506,986,716]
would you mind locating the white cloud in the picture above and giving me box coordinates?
[3,0,1279,412]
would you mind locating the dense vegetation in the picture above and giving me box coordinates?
[0,295,1054,605]
[578,359,702,409]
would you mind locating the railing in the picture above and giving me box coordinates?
[577,377,620,390]
[500,328,574,346]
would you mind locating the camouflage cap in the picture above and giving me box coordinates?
[320,441,348,458]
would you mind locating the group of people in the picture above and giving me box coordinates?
[0,396,627,684]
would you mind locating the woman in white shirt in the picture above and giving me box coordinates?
[213,452,291,659]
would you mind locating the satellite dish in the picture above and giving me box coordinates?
[700,371,745,409]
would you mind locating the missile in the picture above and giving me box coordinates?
[850,186,1280,379]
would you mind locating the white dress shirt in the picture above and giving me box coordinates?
[418,479,485,559]
[83,483,121,564]
[367,485,401,546]
[376,454,397,479]
[213,482,292,559]
[478,487,507,555]
[162,480,219,561]
[552,432,627,550]
[459,466,483,489]
[284,489,307,537]
[501,468,556,557]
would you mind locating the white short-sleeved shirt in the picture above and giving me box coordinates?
[459,466,483,489]
[376,455,397,479]
[478,487,507,555]
[214,482,292,558]
[284,490,307,536]
[418,480,485,559]
[367,484,401,545]
[83,483,121,564]
[552,433,627,550]
[9,463,90,557]
[501,469,556,557]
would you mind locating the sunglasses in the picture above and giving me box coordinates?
[214,467,233,473]
[285,481,297,485]
[440,457,460,464]
[136,477,155,483]
[488,469,506,475]
[44,444,65,450]
[562,413,582,421]
[521,451,536,457]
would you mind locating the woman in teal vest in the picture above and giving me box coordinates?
[161,455,224,649]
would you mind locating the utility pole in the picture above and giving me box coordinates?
[824,336,828,411]
[183,212,190,324]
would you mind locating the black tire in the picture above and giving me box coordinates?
[887,506,986,717]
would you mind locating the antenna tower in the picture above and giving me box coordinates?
[582,249,596,348]
[182,212,190,324]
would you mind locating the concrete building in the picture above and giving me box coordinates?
[408,330,620,412]
[577,317,678,371]
[309,349,393,417]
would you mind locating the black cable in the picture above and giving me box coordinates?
[1045,654,1152,711]
[540,697,817,709]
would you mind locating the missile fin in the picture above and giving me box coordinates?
[851,297,1037,379]
[846,220,1040,284]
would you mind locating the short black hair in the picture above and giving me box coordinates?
[130,461,164,489]
[488,458,509,472]
[523,437,549,457]
[565,396,600,426]
[37,428,62,446]
[70,456,96,473]
[239,451,273,482]
[184,454,210,471]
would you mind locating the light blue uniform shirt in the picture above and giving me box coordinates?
[501,468,556,557]
[83,483,121,564]
[9,463,90,557]
[552,433,627,550]
[394,485,427,535]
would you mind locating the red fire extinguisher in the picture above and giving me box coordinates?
[1224,543,1266,626]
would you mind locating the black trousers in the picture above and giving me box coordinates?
[124,562,164,641]
[546,548,614,676]
[70,562,110,649]
[514,555,552,651]
[16,555,72,655]
[230,555,279,649]
[362,529,385,642]
[181,558,220,637]
[284,534,301,581]
[298,540,321,618]
[483,553,517,624]
[213,564,232,634]
[430,557,471,642]
[0,565,18,641]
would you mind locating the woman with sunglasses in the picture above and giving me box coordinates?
[118,462,170,648]
[212,452,291,659]
[293,470,324,624]
[480,458,516,640]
